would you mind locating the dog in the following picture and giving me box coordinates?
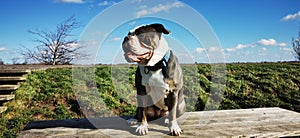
[122,23,186,136]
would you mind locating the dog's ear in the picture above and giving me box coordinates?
[149,23,171,34]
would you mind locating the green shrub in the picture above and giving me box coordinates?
[1,62,300,137]
[0,68,82,137]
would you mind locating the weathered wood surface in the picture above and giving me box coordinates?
[0,76,26,81]
[0,69,31,113]
[0,94,15,101]
[0,85,19,91]
[19,107,300,138]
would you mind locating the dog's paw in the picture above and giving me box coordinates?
[126,118,138,126]
[169,120,182,136]
[136,123,149,135]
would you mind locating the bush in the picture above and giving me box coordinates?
[0,68,83,137]
[1,62,300,137]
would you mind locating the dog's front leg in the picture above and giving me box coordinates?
[136,107,148,135]
[167,92,182,136]
[136,98,149,135]
[135,67,149,135]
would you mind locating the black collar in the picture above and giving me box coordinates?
[143,50,171,76]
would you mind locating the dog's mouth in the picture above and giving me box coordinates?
[122,35,154,64]
[125,52,151,63]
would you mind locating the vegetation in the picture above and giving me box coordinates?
[221,62,300,111]
[0,68,82,138]
[0,62,300,137]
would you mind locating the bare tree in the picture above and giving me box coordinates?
[292,29,300,61]
[22,15,88,65]
[0,58,4,65]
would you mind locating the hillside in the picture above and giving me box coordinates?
[0,62,299,137]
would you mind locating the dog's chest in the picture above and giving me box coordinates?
[138,65,169,108]
[139,65,169,91]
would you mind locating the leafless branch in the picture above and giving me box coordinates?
[21,15,88,65]
[292,37,300,61]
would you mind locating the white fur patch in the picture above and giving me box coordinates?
[169,120,182,136]
[137,35,170,108]
[146,37,169,66]
[129,35,150,55]
[130,24,146,33]
[139,66,169,108]
[136,122,149,135]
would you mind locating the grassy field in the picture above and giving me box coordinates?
[0,62,299,137]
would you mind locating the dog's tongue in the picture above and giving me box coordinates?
[125,52,150,62]
[131,46,149,55]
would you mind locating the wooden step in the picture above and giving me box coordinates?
[0,106,7,113]
[0,76,26,81]
[0,69,31,77]
[0,90,13,95]
[0,69,31,74]
[0,95,15,101]
[0,85,19,91]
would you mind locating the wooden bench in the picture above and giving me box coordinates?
[19,107,300,137]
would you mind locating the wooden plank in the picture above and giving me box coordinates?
[0,94,15,101]
[0,85,19,91]
[19,108,300,137]
[0,76,26,81]
[0,69,31,74]
[179,108,300,137]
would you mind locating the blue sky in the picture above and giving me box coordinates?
[1,0,300,64]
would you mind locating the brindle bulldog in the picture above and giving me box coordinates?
[122,23,186,136]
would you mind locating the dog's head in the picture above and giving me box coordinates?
[122,23,170,65]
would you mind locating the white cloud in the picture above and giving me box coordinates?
[128,21,136,26]
[226,38,287,53]
[136,9,149,17]
[278,43,287,47]
[56,0,85,4]
[136,1,184,17]
[69,42,80,48]
[236,44,248,49]
[257,38,276,46]
[207,47,222,52]
[282,11,300,21]
[98,1,117,6]
[280,47,292,51]
[195,48,205,53]
[111,37,121,41]
[258,48,268,56]
[257,38,287,46]
[261,48,267,51]
[0,47,6,51]
[132,0,142,3]
[225,43,253,52]
[195,47,223,53]
[103,32,109,38]
[225,47,236,52]
[139,5,147,9]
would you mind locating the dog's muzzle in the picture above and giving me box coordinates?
[122,35,152,63]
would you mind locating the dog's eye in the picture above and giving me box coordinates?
[125,37,129,41]
[138,34,145,39]
[123,36,129,43]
